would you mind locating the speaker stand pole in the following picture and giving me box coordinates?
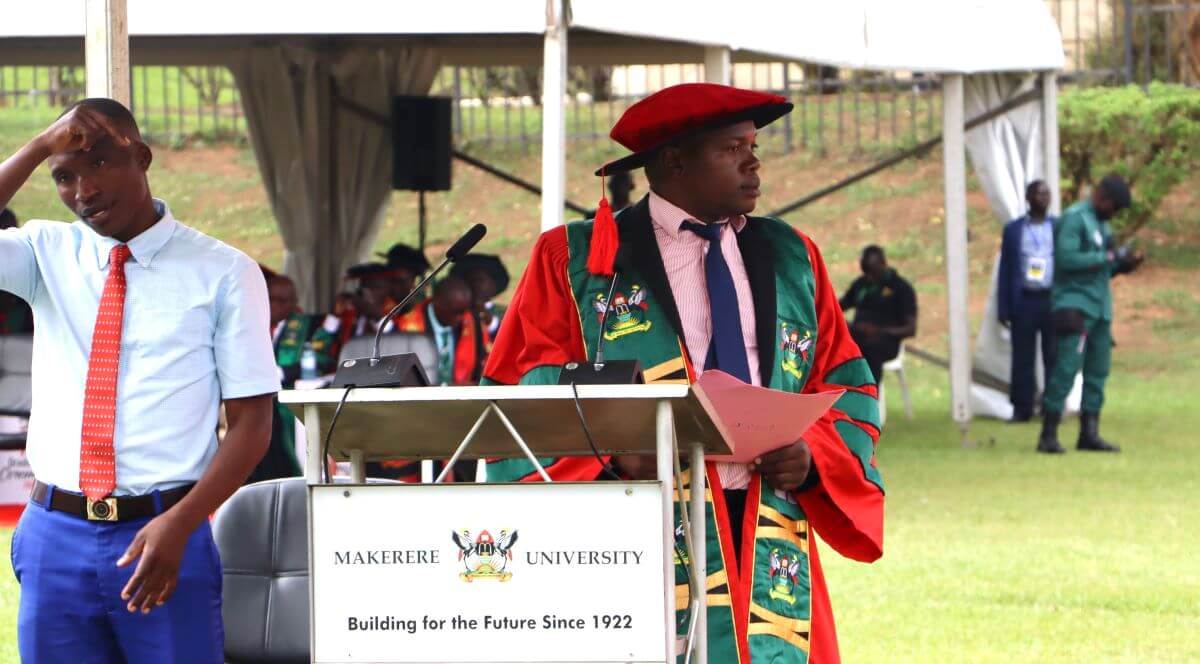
[418,190,427,252]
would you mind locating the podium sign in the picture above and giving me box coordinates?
[311,482,670,663]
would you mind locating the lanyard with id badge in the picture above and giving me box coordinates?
[1026,223,1051,285]
[1027,256,1048,283]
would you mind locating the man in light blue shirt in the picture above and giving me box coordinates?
[997,180,1057,425]
[0,98,278,662]
[1020,213,1055,289]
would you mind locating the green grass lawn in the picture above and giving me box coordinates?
[821,360,1200,662]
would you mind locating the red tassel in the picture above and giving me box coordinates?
[587,196,618,276]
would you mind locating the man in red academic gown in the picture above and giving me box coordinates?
[483,84,884,663]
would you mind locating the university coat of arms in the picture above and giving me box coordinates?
[593,285,653,341]
[451,529,519,582]
[780,323,813,380]
[767,548,802,605]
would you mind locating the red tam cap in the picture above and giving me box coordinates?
[596,83,792,176]
[585,83,792,276]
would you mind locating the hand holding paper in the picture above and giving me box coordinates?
[754,441,814,492]
[692,370,844,463]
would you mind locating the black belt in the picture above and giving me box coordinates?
[1021,288,1051,296]
[31,480,193,522]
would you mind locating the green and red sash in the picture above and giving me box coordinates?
[395,299,490,386]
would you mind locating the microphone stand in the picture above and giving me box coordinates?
[333,223,487,388]
[558,260,644,385]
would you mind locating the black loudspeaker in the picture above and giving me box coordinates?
[331,353,430,388]
[391,95,452,191]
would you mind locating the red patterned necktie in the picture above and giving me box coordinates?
[79,244,131,500]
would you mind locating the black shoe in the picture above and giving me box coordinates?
[1009,409,1033,423]
[1036,412,1065,454]
[1077,412,1120,452]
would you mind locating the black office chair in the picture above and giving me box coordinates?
[213,476,400,662]
[0,334,32,451]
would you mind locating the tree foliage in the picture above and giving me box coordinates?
[1058,83,1200,237]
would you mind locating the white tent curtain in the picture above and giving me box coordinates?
[232,45,440,310]
[964,74,1043,224]
[963,72,1078,418]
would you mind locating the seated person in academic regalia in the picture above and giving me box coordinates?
[450,253,511,340]
[607,170,636,212]
[394,275,489,386]
[377,242,431,307]
[369,277,485,484]
[587,171,638,218]
[337,246,430,347]
[340,262,406,344]
[245,271,341,484]
[266,270,340,387]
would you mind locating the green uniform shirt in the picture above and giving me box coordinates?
[1052,201,1115,321]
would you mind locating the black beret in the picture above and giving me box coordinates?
[376,243,431,273]
[449,254,510,295]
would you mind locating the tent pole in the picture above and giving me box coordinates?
[704,47,731,85]
[310,66,336,312]
[941,74,972,442]
[418,190,426,252]
[1040,72,1061,216]
[540,0,568,232]
[84,0,129,105]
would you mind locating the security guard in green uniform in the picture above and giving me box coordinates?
[1038,175,1143,454]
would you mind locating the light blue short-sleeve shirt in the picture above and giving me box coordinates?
[1020,217,1055,290]
[0,200,280,495]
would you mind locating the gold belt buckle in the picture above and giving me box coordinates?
[86,497,119,521]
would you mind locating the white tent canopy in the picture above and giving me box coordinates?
[4,0,1063,71]
[0,0,1064,436]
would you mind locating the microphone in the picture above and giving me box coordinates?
[446,223,488,262]
[369,223,488,365]
[593,245,631,368]
[558,245,644,385]
[332,223,488,388]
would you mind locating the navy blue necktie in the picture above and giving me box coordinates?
[680,221,752,384]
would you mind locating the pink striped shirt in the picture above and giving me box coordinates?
[649,191,758,489]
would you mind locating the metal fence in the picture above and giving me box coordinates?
[431,0,1199,154]
[1124,0,1200,85]
[1054,0,1200,85]
[428,63,946,158]
[0,0,1194,154]
[0,65,243,142]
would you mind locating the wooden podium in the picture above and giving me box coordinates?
[281,384,731,664]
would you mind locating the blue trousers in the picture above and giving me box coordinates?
[1009,291,1056,416]
[10,486,224,664]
